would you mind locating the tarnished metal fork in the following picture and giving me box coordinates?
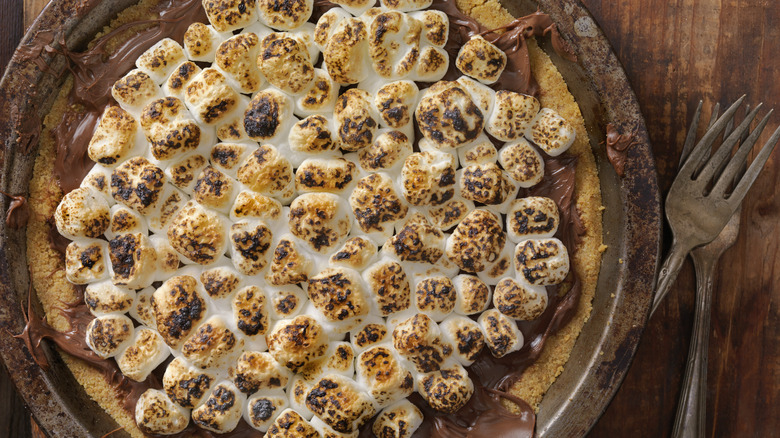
[651,96,780,315]
[669,102,746,438]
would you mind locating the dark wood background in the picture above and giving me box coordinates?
[1,0,778,436]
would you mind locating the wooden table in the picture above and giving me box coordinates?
[1,0,778,436]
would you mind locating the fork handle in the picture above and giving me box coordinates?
[651,241,689,316]
[671,255,716,438]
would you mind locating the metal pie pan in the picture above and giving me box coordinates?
[0,0,661,436]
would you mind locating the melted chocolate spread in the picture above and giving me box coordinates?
[605,123,639,178]
[0,191,30,229]
[19,0,586,436]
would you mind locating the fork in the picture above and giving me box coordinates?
[668,102,746,438]
[650,96,780,315]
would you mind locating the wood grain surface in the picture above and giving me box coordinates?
[1,0,778,437]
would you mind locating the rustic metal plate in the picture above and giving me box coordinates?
[0,0,661,436]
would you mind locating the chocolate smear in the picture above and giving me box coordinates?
[605,123,639,178]
[0,190,30,229]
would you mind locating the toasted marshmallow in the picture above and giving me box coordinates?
[108,233,157,288]
[80,165,113,201]
[486,90,540,141]
[267,315,329,371]
[84,281,135,316]
[289,115,337,156]
[372,399,424,438]
[110,157,166,214]
[330,0,374,15]
[385,213,445,263]
[507,197,559,243]
[184,68,240,125]
[266,236,313,285]
[311,417,360,438]
[414,276,456,321]
[192,166,235,213]
[167,200,228,265]
[230,190,283,222]
[498,139,545,187]
[245,89,295,144]
[163,357,215,408]
[65,240,109,284]
[456,76,496,117]
[330,236,377,270]
[289,376,314,418]
[146,184,187,234]
[257,33,314,94]
[350,317,388,351]
[381,0,431,11]
[362,260,411,316]
[428,197,473,230]
[88,106,139,166]
[289,193,351,253]
[215,33,263,93]
[295,158,357,194]
[86,314,134,359]
[267,285,306,319]
[314,8,351,50]
[266,408,319,437]
[307,267,369,331]
[367,11,421,79]
[208,143,249,177]
[200,263,241,299]
[349,173,409,241]
[298,341,356,382]
[131,287,156,327]
[245,393,288,432]
[233,351,291,394]
[415,81,483,149]
[514,238,570,286]
[530,108,576,156]
[375,81,419,130]
[359,130,412,172]
[135,389,190,435]
[445,209,505,274]
[136,38,186,84]
[356,346,414,406]
[295,69,339,116]
[203,0,258,32]
[334,88,379,151]
[456,36,506,84]
[166,153,209,191]
[452,274,490,315]
[229,221,273,275]
[306,374,376,433]
[152,275,207,349]
[55,187,110,239]
[181,316,242,369]
[109,204,146,237]
[236,144,293,197]
[192,381,246,433]
[112,70,162,116]
[458,163,515,205]
[409,46,448,82]
[116,327,170,381]
[392,313,451,373]
[417,363,473,413]
[184,23,227,62]
[257,0,312,30]
[401,150,456,206]
[412,9,447,47]
[233,285,270,337]
[493,278,548,320]
[478,309,524,357]
[216,114,251,142]
[324,17,370,84]
[459,140,498,166]
[439,315,485,365]
[164,61,202,100]
[477,239,514,287]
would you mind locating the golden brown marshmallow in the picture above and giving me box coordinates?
[349,173,409,239]
[295,68,339,116]
[459,163,515,205]
[456,76,495,117]
[486,90,540,141]
[307,267,370,330]
[385,213,445,263]
[445,209,506,273]
[460,140,498,166]
[131,287,156,328]
[167,200,228,265]
[181,316,243,369]
[314,8,350,50]
[163,357,215,408]
[184,22,226,62]
[351,317,389,352]
[401,150,456,206]
[289,192,351,253]
[412,9,448,46]
[135,389,190,435]
[298,342,356,382]
[55,187,110,239]
[152,275,208,349]
[414,276,456,321]
[257,0,313,30]
[428,198,473,230]
[112,69,162,115]
[110,157,166,214]
[305,374,376,433]
[416,363,473,413]
[266,315,329,371]
[145,184,186,234]
[266,409,319,438]
[136,38,187,84]
[164,61,202,100]
[329,0,374,15]
[295,158,357,194]
[193,166,236,212]
[452,274,491,315]
[530,107,577,156]
[233,351,292,394]
[243,89,293,143]
[166,153,208,191]
[200,265,241,299]
[191,381,246,433]
[324,17,369,84]
[84,281,135,316]
[265,237,312,285]
[203,0,258,32]
[375,81,419,130]
[108,233,157,288]
[478,309,524,358]
[268,285,306,319]
[415,81,483,149]
[330,236,377,270]
[257,33,315,94]
[215,33,264,93]
[236,144,293,196]
[246,393,288,432]
[498,139,545,187]
[116,327,170,381]
[86,314,134,359]
[184,68,240,125]
[289,115,337,154]
[514,237,570,286]
[334,88,379,151]
[356,346,414,406]
[150,235,181,280]
[392,313,452,373]
[230,190,283,222]
[456,36,506,84]
[507,196,560,243]
[368,11,421,79]
[140,97,202,161]
[493,278,548,321]
[381,0,432,11]
[88,106,138,166]
[232,285,270,337]
[230,221,273,275]
[362,260,411,316]
[372,399,424,438]
[439,314,485,365]
[109,205,146,236]
[359,130,412,172]
[65,240,109,284]
[410,46,448,81]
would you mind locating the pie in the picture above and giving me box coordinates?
[24,0,603,436]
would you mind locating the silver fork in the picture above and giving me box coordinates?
[669,102,746,438]
[651,96,780,315]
